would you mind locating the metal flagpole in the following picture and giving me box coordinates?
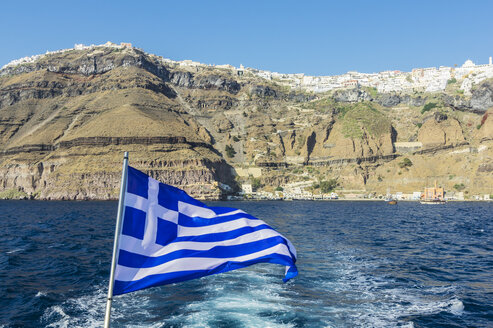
[104,151,129,328]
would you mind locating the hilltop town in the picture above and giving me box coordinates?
[3,42,493,96]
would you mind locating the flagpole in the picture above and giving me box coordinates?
[104,151,129,328]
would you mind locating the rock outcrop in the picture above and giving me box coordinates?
[443,80,493,113]
[333,88,372,103]
[417,113,465,148]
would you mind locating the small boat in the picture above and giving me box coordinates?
[420,199,446,205]
[384,187,396,204]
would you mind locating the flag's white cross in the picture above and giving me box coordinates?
[124,179,177,250]
[123,177,241,251]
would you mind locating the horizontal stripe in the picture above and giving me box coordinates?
[178,202,245,218]
[124,192,149,211]
[212,208,245,216]
[115,243,292,282]
[177,211,259,227]
[119,236,289,268]
[178,217,265,237]
[178,201,216,218]
[175,224,273,243]
[113,253,297,295]
[118,228,292,258]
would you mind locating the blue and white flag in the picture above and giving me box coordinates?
[113,166,298,295]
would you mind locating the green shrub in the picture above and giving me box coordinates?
[225,145,236,158]
[252,178,262,190]
[453,183,466,191]
[341,103,391,139]
[421,102,437,114]
[398,157,413,169]
[232,136,240,142]
[275,186,283,192]
[447,78,457,85]
[320,179,338,193]
[0,189,29,199]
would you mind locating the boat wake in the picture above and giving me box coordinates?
[317,248,464,327]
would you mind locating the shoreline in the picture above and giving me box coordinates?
[0,198,491,202]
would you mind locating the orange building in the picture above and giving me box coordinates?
[422,181,444,200]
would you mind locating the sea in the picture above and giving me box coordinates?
[0,200,492,328]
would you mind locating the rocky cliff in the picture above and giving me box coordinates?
[0,45,492,199]
[0,47,235,199]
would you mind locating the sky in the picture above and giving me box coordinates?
[1,0,492,76]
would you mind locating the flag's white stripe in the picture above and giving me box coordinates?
[119,228,285,258]
[124,192,149,210]
[178,217,266,237]
[215,209,245,217]
[178,201,217,218]
[115,243,292,282]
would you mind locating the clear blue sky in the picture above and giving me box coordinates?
[1,0,492,76]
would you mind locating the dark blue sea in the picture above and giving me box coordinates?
[0,200,492,327]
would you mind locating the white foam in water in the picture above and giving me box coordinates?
[42,306,70,328]
[449,298,465,315]
[41,251,464,327]
[318,249,464,328]
[41,286,154,327]
[165,268,296,328]
[6,248,24,254]
[35,291,47,298]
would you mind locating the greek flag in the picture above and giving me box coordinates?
[113,166,298,295]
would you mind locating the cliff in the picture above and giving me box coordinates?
[0,44,492,199]
[0,47,235,200]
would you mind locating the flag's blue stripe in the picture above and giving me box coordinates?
[113,253,298,295]
[119,236,289,268]
[178,211,259,227]
[157,179,205,212]
[173,224,273,243]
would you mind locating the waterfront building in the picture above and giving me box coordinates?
[241,183,253,194]
[423,181,444,201]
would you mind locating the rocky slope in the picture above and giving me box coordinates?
[0,47,235,199]
[0,45,492,199]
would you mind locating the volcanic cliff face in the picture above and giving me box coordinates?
[0,45,492,199]
[0,47,235,199]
